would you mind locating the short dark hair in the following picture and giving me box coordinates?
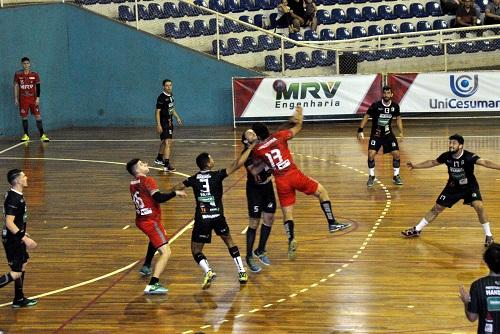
[252,122,270,140]
[449,134,464,145]
[21,57,30,63]
[126,158,140,176]
[241,131,250,148]
[7,169,22,185]
[382,85,392,92]
[484,243,500,274]
[162,79,172,86]
[196,152,210,170]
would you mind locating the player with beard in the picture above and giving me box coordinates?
[357,86,404,187]
[402,134,500,247]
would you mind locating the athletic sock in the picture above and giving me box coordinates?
[22,120,29,134]
[415,218,429,231]
[257,224,272,253]
[143,242,156,267]
[148,277,159,285]
[284,220,294,242]
[320,200,336,224]
[483,222,493,237]
[246,227,256,258]
[36,120,44,136]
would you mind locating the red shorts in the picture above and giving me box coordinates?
[19,99,40,118]
[136,220,169,249]
[274,169,319,207]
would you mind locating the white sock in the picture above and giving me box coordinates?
[369,168,375,177]
[483,222,493,237]
[233,256,245,273]
[199,259,210,273]
[415,218,429,231]
[394,167,400,176]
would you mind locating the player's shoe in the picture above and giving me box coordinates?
[288,239,297,260]
[201,270,216,290]
[367,175,376,187]
[139,265,152,277]
[393,175,403,185]
[254,250,271,266]
[154,158,164,166]
[20,134,30,142]
[246,256,262,273]
[40,134,50,142]
[163,164,176,172]
[401,226,421,238]
[485,235,494,247]
[238,272,248,284]
[12,297,38,308]
[328,221,352,233]
[144,282,168,295]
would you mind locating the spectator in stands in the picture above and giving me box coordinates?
[455,0,477,27]
[288,0,306,27]
[303,0,318,32]
[275,0,303,33]
[441,0,460,15]
[484,0,500,25]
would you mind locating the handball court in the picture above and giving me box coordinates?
[0,118,499,334]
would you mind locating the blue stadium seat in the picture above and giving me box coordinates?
[296,52,315,68]
[112,0,125,4]
[311,50,335,66]
[362,6,378,21]
[410,3,427,17]
[212,39,233,56]
[353,0,367,3]
[149,3,167,19]
[179,21,193,36]
[239,15,255,29]
[208,18,224,34]
[426,2,442,16]
[476,0,488,12]
[359,46,381,61]
[137,4,153,20]
[433,19,448,30]
[193,19,211,35]
[336,27,351,39]
[164,2,182,18]
[241,0,260,11]
[383,23,398,35]
[379,45,397,59]
[256,0,274,10]
[177,2,194,16]
[226,0,244,12]
[323,0,337,4]
[118,5,135,21]
[393,4,411,19]
[164,22,186,38]
[269,13,281,28]
[416,20,432,31]
[304,30,320,41]
[98,0,111,4]
[227,37,246,53]
[209,0,229,13]
[478,40,496,52]
[284,53,301,70]
[424,41,443,56]
[242,36,260,52]
[258,34,280,50]
[319,28,335,40]
[407,41,427,57]
[369,0,382,3]
[400,22,415,33]
[378,5,395,20]
[347,7,365,22]
[289,32,304,41]
[317,10,334,24]
[194,0,209,10]
[332,8,351,23]
[253,14,267,28]
[368,24,383,36]
[223,18,239,33]
[265,55,281,71]
[352,26,368,38]
[338,0,351,4]
[446,43,462,54]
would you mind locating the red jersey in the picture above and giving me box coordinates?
[14,70,40,99]
[129,176,161,223]
[252,130,297,177]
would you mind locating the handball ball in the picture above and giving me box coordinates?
[273,80,287,93]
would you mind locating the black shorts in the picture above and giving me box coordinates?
[191,217,230,244]
[368,134,399,154]
[160,118,173,140]
[246,181,276,219]
[2,239,29,272]
[436,184,482,208]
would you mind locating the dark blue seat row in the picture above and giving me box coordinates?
[265,51,335,71]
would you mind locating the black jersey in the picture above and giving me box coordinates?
[156,92,175,120]
[468,275,500,334]
[367,100,401,138]
[244,153,272,186]
[2,190,27,240]
[183,169,228,221]
[437,150,480,188]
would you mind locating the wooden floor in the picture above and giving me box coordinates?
[0,119,499,334]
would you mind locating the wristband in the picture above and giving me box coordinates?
[15,230,25,240]
[357,128,364,133]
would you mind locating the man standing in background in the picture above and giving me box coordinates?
[13,57,49,142]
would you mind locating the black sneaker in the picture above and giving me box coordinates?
[12,297,38,308]
[163,164,176,172]
[393,175,403,185]
[328,221,351,233]
[367,175,376,187]
[154,158,164,166]
[485,235,494,247]
[401,226,421,238]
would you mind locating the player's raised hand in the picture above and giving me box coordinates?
[406,161,415,170]
[175,190,187,198]
[357,130,364,140]
[458,285,471,304]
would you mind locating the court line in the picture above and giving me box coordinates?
[0,142,26,155]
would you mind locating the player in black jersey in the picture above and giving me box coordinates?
[154,79,183,172]
[402,134,500,247]
[174,138,256,289]
[459,242,500,333]
[2,169,38,308]
[357,86,404,187]
[241,131,276,273]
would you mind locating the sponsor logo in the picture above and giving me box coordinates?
[274,80,341,100]
[450,74,478,97]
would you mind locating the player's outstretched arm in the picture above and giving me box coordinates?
[227,143,256,175]
[357,113,369,140]
[476,159,500,170]
[172,182,187,191]
[407,159,440,170]
[288,105,303,137]
[151,189,186,203]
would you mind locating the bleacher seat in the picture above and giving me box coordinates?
[296,52,315,68]
[338,0,352,4]
[118,5,135,21]
[362,6,378,21]
[424,41,443,56]
[336,27,351,39]
[265,55,281,71]
[353,0,367,3]
[289,32,304,41]
[241,0,260,11]
[317,10,334,24]
[476,0,488,12]
[426,2,442,16]
[368,24,383,36]
[378,5,395,20]
[179,20,193,36]
[193,19,211,35]
[384,23,398,34]
[416,20,432,31]
[284,53,301,70]
[304,30,320,41]
[253,14,267,28]
[409,3,427,17]
[165,22,187,38]
[242,36,260,52]
[212,39,233,56]
[400,22,416,33]
[323,0,336,5]
[320,28,336,40]
[226,0,244,12]
[478,40,496,52]
[352,26,368,38]
[433,19,448,30]
[393,4,411,19]
[332,8,351,23]
[347,7,365,22]
[148,3,167,19]
[256,0,274,10]
[164,2,182,18]
[227,37,245,53]
[137,4,153,20]
[311,50,335,66]
[209,0,229,13]
[258,34,280,50]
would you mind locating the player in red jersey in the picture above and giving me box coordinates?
[13,57,49,142]
[126,158,186,294]
[246,105,351,260]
